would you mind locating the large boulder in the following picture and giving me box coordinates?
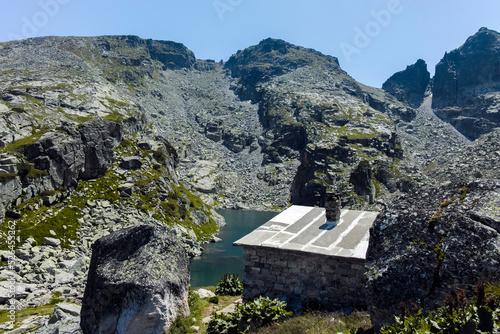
[365,179,500,327]
[80,225,190,334]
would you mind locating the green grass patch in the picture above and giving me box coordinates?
[0,203,81,250]
[0,128,50,155]
[75,168,123,204]
[0,292,70,333]
[0,172,16,183]
[254,311,371,334]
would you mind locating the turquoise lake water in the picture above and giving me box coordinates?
[190,209,278,288]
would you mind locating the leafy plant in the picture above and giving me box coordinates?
[380,282,500,333]
[215,273,243,296]
[207,296,291,334]
[208,296,219,304]
[187,287,200,308]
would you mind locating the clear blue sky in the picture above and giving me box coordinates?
[1,0,499,88]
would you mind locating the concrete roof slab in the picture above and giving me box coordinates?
[233,206,379,260]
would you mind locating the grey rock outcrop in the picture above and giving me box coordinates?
[0,176,22,219]
[432,27,500,139]
[365,179,500,327]
[81,225,190,334]
[24,120,122,187]
[0,119,123,219]
[349,160,375,204]
[382,59,430,108]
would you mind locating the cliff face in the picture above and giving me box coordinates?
[432,27,500,139]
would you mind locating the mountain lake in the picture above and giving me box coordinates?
[190,209,278,288]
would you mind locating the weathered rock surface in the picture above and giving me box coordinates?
[432,27,500,139]
[365,179,500,327]
[81,225,190,334]
[0,119,123,219]
[382,59,430,108]
[24,120,122,186]
[0,176,22,219]
[21,302,83,334]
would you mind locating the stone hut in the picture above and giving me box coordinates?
[233,195,378,311]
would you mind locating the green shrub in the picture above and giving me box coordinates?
[208,296,219,304]
[215,274,243,296]
[170,316,191,334]
[380,283,500,333]
[207,296,291,334]
[256,311,372,334]
[187,287,200,308]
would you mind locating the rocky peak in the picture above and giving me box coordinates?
[432,27,500,139]
[382,59,430,108]
[433,27,500,107]
[225,38,340,101]
[461,27,500,54]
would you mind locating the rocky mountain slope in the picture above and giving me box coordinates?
[0,27,499,332]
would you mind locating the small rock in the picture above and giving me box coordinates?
[119,156,142,170]
[15,248,32,261]
[54,270,74,285]
[138,142,152,150]
[99,200,111,208]
[44,237,61,248]
[39,259,57,275]
[118,182,134,197]
[5,210,21,219]
[43,194,60,207]
[195,288,216,299]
